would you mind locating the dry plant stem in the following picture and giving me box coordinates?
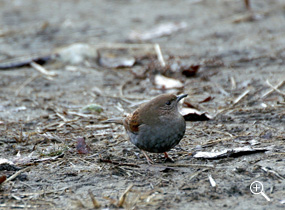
[208,174,217,187]
[164,163,215,168]
[230,76,236,89]
[88,190,101,208]
[244,0,251,10]
[15,74,39,96]
[0,204,35,208]
[188,168,209,182]
[56,112,68,122]
[262,80,285,98]
[117,184,133,207]
[141,150,154,164]
[30,61,56,80]
[154,43,166,67]
[99,159,140,168]
[1,166,31,185]
[19,123,23,142]
[233,89,250,105]
[266,80,285,97]
[93,43,154,49]
[202,137,233,146]
[215,83,230,96]
[261,167,284,180]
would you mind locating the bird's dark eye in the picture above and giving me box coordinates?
[165,101,171,105]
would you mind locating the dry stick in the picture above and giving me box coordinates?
[230,76,236,89]
[215,83,230,96]
[208,174,217,187]
[15,74,39,96]
[262,80,285,98]
[188,168,209,182]
[215,88,250,116]
[99,159,140,168]
[0,204,35,208]
[201,137,233,147]
[233,89,250,105]
[88,190,101,209]
[30,61,57,80]
[1,167,31,185]
[261,167,284,180]
[244,0,251,10]
[56,112,68,122]
[117,184,133,207]
[164,163,215,168]
[154,43,166,67]
[265,80,285,97]
[93,43,154,49]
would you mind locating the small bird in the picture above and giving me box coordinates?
[104,93,187,163]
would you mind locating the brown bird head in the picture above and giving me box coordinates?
[147,93,188,113]
[124,93,187,133]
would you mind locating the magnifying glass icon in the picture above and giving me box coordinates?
[250,181,271,201]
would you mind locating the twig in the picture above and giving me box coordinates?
[56,112,68,122]
[262,80,285,98]
[154,43,166,67]
[117,184,133,207]
[188,168,209,181]
[88,190,101,208]
[233,89,250,105]
[230,76,236,89]
[30,61,57,80]
[164,163,215,168]
[208,174,217,187]
[0,204,35,208]
[215,83,230,96]
[1,166,31,185]
[15,74,39,96]
[202,137,233,147]
[67,111,96,118]
[265,80,285,97]
[244,0,251,11]
[93,43,154,49]
[261,167,284,180]
[99,159,140,168]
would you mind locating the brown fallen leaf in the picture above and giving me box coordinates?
[180,107,212,121]
[76,137,91,154]
[199,96,214,103]
[183,101,197,109]
[181,64,200,77]
[0,175,7,184]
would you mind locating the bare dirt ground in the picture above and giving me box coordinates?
[0,0,284,209]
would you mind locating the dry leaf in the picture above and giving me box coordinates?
[181,64,200,77]
[193,146,272,159]
[154,74,183,89]
[76,137,91,154]
[129,22,187,41]
[180,107,212,121]
[0,175,7,184]
[199,96,214,103]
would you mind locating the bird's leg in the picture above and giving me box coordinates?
[164,152,174,162]
[141,150,154,164]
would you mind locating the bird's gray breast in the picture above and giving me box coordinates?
[127,115,186,153]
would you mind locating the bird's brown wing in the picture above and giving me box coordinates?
[123,110,141,133]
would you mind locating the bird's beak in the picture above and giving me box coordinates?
[176,94,188,102]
